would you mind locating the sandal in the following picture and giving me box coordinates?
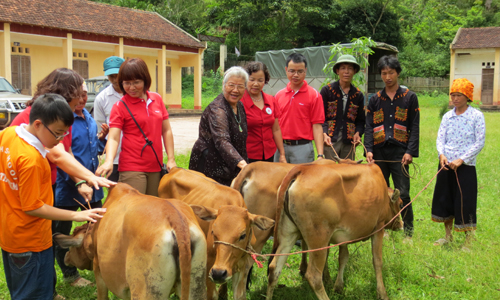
[70,277,94,287]
[433,238,449,246]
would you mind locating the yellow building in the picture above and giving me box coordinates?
[0,0,205,109]
[450,27,500,106]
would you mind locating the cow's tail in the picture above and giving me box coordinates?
[165,201,192,300]
[268,165,302,268]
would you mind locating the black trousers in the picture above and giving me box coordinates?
[248,155,274,163]
[53,201,102,279]
[108,164,120,182]
[374,144,414,236]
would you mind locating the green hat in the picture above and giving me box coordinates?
[333,54,360,74]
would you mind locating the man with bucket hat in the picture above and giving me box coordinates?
[94,56,125,181]
[320,54,365,160]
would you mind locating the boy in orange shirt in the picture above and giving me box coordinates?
[0,94,106,300]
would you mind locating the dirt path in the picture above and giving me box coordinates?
[169,116,200,154]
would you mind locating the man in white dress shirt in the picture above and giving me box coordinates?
[94,56,125,181]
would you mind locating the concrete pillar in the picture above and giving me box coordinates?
[493,48,500,105]
[201,41,207,75]
[62,33,73,69]
[115,38,124,58]
[194,49,204,110]
[220,44,227,75]
[0,23,12,82]
[449,48,457,105]
[449,48,456,93]
[158,45,167,103]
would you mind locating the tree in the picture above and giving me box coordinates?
[397,0,490,77]
[337,0,394,36]
[322,37,377,92]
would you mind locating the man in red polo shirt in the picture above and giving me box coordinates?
[274,53,325,163]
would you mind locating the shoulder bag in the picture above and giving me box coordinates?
[119,100,168,177]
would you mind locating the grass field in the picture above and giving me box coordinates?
[1,94,499,299]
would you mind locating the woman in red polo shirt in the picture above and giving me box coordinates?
[97,58,176,196]
[242,62,286,163]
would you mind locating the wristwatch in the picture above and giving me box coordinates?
[317,154,324,158]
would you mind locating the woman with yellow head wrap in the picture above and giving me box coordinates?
[431,78,485,249]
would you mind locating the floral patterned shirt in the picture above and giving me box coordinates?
[436,105,485,166]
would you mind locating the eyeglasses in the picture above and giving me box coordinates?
[122,80,144,88]
[43,123,70,141]
[287,69,306,75]
[226,83,246,91]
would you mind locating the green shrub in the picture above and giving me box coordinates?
[182,74,194,92]
[438,99,450,119]
[181,67,224,95]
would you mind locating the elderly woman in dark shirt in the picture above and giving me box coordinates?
[189,66,249,186]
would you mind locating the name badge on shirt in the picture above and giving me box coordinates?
[266,107,272,115]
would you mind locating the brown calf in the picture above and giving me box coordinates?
[54,183,207,300]
[158,168,274,300]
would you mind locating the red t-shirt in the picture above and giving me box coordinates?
[241,90,281,160]
[109,91,169,172]
[274,81,325,141]
[11,106,72,184]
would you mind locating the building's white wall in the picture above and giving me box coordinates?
[454,48,496,101]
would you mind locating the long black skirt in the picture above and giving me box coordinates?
[431,164,477,232]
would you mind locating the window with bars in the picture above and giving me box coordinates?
[73,60,89,79]
[155,65,172,94]
[11,55,31,95]
[166,66,171,94]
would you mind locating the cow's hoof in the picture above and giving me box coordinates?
[333,284,344,294]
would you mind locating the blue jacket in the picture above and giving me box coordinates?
[55,109,105,207]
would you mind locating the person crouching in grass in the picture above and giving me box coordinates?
[0,94,107,300]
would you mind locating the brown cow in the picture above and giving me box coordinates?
[230,162,295,254]
[158,168,275,300]
[231,159,343,279]
[230,160,339,255]
[53,183,207,300]
[267,163,403,300]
